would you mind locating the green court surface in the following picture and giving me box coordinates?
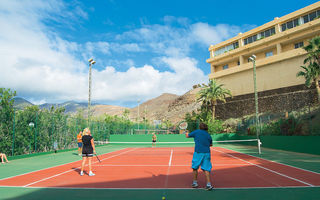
[0,135,319,200]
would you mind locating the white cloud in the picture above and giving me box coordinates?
[0,0,249,106]
[190,23,242,45]
[92,57,206,101]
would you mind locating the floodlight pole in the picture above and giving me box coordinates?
[88,58,96,127]
[250,55,260,139]
[137,100,140,131]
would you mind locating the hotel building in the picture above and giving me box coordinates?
[206,2,320,119]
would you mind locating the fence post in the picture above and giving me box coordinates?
[309,104,312,135]
[51,114,55,151]
[35,112,38,152]
[12,109,15,156]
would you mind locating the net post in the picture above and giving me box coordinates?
[258,139,262,154]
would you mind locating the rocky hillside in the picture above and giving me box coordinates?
[92,105,127,117]
[129,88,201,124]
[13,88,201,124]
[129,93,179,122]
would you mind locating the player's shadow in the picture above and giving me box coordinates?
[71,167,90,175]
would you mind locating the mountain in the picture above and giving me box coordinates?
[91,105,128,117]
[12,88,201,124]
[129,89,201,124]
[13,97,33,110]
[39,101,88,113]
[129,93,179,122]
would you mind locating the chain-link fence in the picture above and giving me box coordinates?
[3,110,111,156]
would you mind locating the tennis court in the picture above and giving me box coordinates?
[0,139,320,199]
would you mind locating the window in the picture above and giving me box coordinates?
[287,21,293,29]
[223,64,228,70]
[281,17,300,31]
[244,27,275,46]
[244,38,248,45]
[303,15,309,23]
[281,24,286,32]
[244,34,257,45]
[293,19,299,27]
[302,9,320,24]
[213,41,239,56]
[265,51,273,57]
[309,11,317,21]
[294,42,304,49]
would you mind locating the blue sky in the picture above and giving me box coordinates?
[0,0,318,107]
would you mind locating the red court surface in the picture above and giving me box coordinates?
[1,147,320,189]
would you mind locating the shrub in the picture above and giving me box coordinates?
[208,119,224,134]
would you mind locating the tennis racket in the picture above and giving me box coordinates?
[95,153,101,163]
[178,121,188,134]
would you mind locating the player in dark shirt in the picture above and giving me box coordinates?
[80,128,96,176]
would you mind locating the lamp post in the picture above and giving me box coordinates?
[88,58,96,127]
[28,122,34,154]
[249,55,259,139]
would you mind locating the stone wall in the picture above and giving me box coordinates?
[215,84,318,120]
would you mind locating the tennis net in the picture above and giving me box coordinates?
[94,138,262,154]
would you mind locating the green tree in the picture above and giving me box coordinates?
[197,79,232,120]
[0,88,16,155]
[297,36,320,103]
[123,108,130,119]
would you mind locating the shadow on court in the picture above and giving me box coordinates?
[2,147,320,200]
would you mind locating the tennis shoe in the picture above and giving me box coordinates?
[80,171,84,176]
[205,185,213,191]
[89,171,95,176]
[191,182,199,188]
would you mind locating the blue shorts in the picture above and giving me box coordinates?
[78,143,82,148]
[191,152,212,172]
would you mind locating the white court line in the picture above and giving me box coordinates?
[93,164,250,167]
[228,148,320,175]
[168,149,173,166]
[95,164,184,167]
[214,149,314,187]
[163,149,173,195]
[2,185,320,190]
[0,147,128,182]
[23,148,136,187]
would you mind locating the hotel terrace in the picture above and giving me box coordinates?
[206,2,320,97]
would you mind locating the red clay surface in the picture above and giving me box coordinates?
[0,147,320,189]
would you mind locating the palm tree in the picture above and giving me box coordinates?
[297,36,320,103]
[197,79,232,120]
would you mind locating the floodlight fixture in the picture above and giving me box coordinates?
[249,55,256,62]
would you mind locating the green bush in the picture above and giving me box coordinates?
[208,119,224,134]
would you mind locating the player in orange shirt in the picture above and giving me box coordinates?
[77,131,83,156]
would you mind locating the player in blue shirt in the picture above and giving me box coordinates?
[186,122,213,190]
